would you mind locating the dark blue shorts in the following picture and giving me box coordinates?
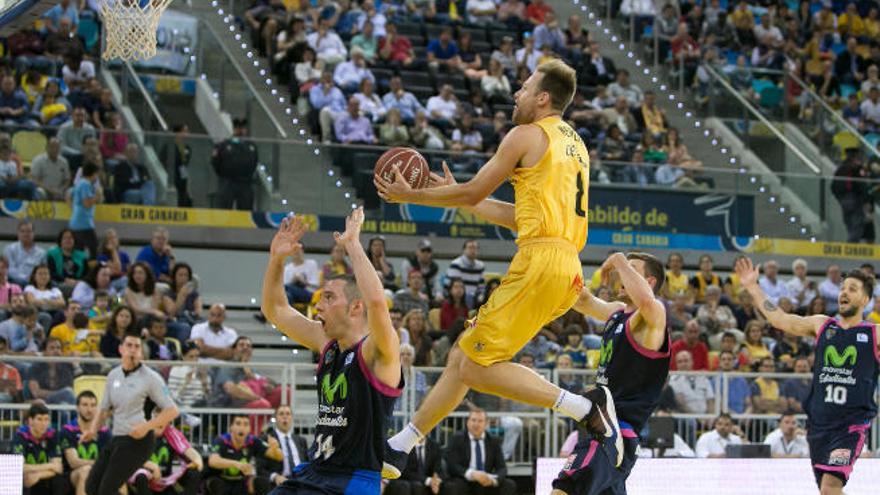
[808,422,871,487]
[269,463,381,495]
[551,436,639,495]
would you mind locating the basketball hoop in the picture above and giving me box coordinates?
[100,0,174,61]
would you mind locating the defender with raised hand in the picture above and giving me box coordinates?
[551,252,670,495]
[262,208,403,495]
[736,257,879,495]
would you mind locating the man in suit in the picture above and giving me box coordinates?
[384,436,444,495]
[259,405,309,487]
[444,409,516,495]
[583,41,617,86]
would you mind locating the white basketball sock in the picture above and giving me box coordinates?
[554,390,592,421]
[387,422,424,453]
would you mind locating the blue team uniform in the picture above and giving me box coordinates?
[553,310,670,495]
[804,318,879,487]
[272,336,403,495]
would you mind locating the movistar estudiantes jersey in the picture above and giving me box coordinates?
[13,425,61,466]
[311,337,403,473]
[804,319,879,429]
[59,419,110,471]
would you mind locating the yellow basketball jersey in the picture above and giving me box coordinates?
[511,116,590,249]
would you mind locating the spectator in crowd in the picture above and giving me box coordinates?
[4,220,45,286]
[168,123,193,207]
[411,110,450,150]
[353,78,386,123]
[669,350,715,414]
[260,404,308,488]
[467,0,498,24]
[243,0,287,57]
[212,336,281,410]
[750,357,787,414]
[441,278,470,331]
[0,74,37,130]
[24,264,64,330]
[212,118,259,211]
[640,91,667,138]
[426,27,461,74]
[0,140,35,199]
[96,229,130,293]
[334,97,376,144]
[378,24,416,69]
[758,260,788,304]
[15,402,65,494]
[379,108,410,146]
[690,254,721,303]
[819,264,842,315]
[98,305,135,359]
[781,357,812,414]
[491,36,517,78]
[385,434,443,495]
[533,11,565,53]
[832,149,872,242]
[764,412,809,458]
[497,0,528,30]
[394,270,430,317]
[311,71,347,142]
[60,390,110,495]
[113,143,154,205]
[697,286,737,337]
[481,58,512,104]
[446,240,484,307]
[320,244,352,285]
[45,18,82,60]
[57,107,96,166]
[601,96,638,136]
[306,18,347,66]
[0,304,41,354]
[69,160,101,258]
[608,69,643,107]
[282,243,319,305]
[662,252,689,299]
[383,77,425,125]
[668,291,693,333]
[28,337,75,404]
[350,22,377,64]
[141,316,178,363]
[48,300,81,356]
[670,320,709,370]
[367,236,397,290]
[583,41,617,86]
[732,290,762,331]
[426,84,459,128]
[136,227,173,284]
[398,342,429,408]
[403,308,432,365]
[46,228,87,288]
[740,320,772,368]
[786,258,817,311]
[30,138,69,200]
[773,331,811,372]
[0,256,22,318]
[167,341,211,409]
[333,47,374,93]
[695,413,743,458]
[444,408,516,495]
[128,415,203,495]
[205,414,279,495]
[164,262,202,328]
[70,264,113,309]
[124,262,169,327]
[717,350,751,413]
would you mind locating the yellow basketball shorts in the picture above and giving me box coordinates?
[459,238,584,366]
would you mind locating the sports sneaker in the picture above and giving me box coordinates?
[579,385,623,468]
[381,443,409,479]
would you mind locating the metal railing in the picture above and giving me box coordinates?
[122,60,169,132]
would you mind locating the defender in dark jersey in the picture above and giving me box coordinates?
[553,252,670,495]
[206,414,279,495]
[261,208,403,495]
[60,391,110,495]
[737,257,879,495]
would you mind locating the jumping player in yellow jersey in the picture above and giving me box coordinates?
[375,59,623,478]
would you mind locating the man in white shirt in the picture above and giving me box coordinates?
[283,244,319,304]
[607,69,644,107]
[189,304,238,363]
[261,405,308,487]
[29,138,70,200]
[753,14,783,46]
[695,413,743,458]
[758,260,788,305]
[426,85,459,127]
[818,264,842,314]
[669,350,715,414]
[3,220,46,286]
[467,0,498,24]
[306,19,347,67]
[861,87,880,131]
[786,258,817,311]
[763,412,809,458]
[444,239,484,307]
[333,48,375,93]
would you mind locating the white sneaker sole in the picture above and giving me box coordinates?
[599,386,624,468]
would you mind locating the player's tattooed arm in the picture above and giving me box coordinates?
[736,257,824,337]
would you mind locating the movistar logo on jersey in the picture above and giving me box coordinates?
[321,373,348,404]
[150,445,170,466]
[599,340,614,366]
[26,451,48,464]
[77,442,99,461]
[824,345,857,367]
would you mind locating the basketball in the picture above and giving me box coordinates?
[374,147,430,190]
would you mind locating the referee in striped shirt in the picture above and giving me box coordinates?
[81,331,179,495]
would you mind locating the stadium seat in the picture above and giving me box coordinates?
[864,133,880,148]
[74,375,107,405]
[460,27,489,43]
[425,24,446,40]
[78,17,101,53]
[839,83,858,98]
[751,79,775,95]
[758,86,783,108]
[400,70,432,89]
[832,130,861,159]
[12,130,47,169]
[472,41,492,56]
[396,22,423,38]
[489,29,518,47]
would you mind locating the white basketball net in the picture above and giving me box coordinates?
[100,0,174,61]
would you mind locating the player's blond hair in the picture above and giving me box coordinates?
[536,59,577,112]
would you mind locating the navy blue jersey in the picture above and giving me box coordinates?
[59,419,110,471]
[209,433,268,481]
[596,310,671,434]
[804,319,879,429]
[311,336,403,474]
[12,426,61,465]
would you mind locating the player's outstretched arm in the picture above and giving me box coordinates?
[428,162,517,231]
[337,208,401,386]
[375,125,536,207]
[261,215,329,353]
[736,257,825,337]
[608,253,666,348]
